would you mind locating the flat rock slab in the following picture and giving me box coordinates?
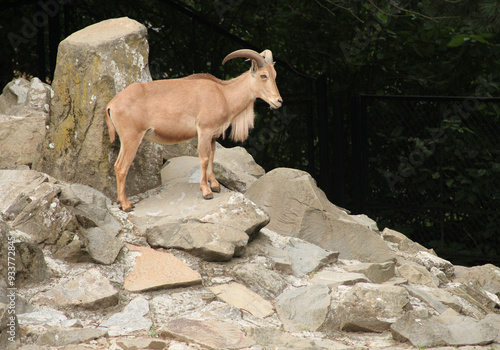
[36,327,107,347]
[398,263,438,288]
[131,184,269,261]
[391,309,499,347]
[0,169,54,213]
[130,184,268,236]
[147,219,249,261]
[309,269,370,288]
[99,297,152,336]
[209,281,274,318]
[160,318,255,350]
[17,309,77,327]
[342,261,396,284]
[275,284,330,332]
[266,236,339,276]
[31,268,118,309]
[123,244,202,292]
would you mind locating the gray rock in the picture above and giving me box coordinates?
[404,285,463,314]
[0,170,54,214]
[404,285,449,314]
[147,219,249,262]
[482,314,500,342]
[0,78,30,114]
[62,183,113,207]
[342,261,396,284]
[453,263,500,299]
[161,145,265,193]
[6,182,77,245]
[34,17,161,199]
[230,263,287,300]
[245,168,396,263]
[36,327,107,347]
[73,203,121,236]
[397,263,438,288]
[391,309,499,347]
[116,337,169,350]
[252,327,350,350]
[149,292,207,324]
[309,269,370,288]
[133,185,268,261]
[17,309,76,327]
[32,268,118,309]
[350,214,379,232]
[100,297,152,336]
[0,78,51,170]
[5,228,51,287]
[382,227,436,256]
[265,235,339,276]
[0,301,19,350]
[131,185,268,235]
[209,282,274,318]
[331,283,411,333]
[275,284,330,332]
[414,251,454,279]
[80,226,123,265]
[160,318,255,350]
[161,138,198,161]
[446,278,499,315]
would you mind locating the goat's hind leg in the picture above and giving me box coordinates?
[114,134,143,211]
[208,137,221,193]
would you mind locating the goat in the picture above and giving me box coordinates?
[105,49,283,211]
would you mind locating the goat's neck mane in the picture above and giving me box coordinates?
[185,71,250,86]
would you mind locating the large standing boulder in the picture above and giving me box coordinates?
[34,17,161,199]
[245,168,396,263]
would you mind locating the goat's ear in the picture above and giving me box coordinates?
[250,60,259,76]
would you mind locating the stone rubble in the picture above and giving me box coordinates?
[0,16,499,350]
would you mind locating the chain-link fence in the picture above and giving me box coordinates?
[351,95,500,265]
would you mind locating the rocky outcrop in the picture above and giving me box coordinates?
[0,77,52,170]
[3,162,499,349]
[161,144,265,193]
[34,17,161,199]
[245,168,397,263]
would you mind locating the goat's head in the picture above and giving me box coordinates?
[223,49,283,109]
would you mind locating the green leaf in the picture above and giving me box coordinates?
[447,34,469,47]
[470,34,491,44]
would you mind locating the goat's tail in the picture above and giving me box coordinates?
[105,106,116,143]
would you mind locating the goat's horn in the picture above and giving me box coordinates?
[222,49,267,68]
[261,50,274,65]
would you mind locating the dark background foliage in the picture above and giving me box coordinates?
[1,0,499,265]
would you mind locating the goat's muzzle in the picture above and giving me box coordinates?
[270,98,283,109]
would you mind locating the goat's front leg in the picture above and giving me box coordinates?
[207,137,221,193]
[197,130,214,199]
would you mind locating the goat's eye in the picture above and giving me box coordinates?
[260,74,268,80]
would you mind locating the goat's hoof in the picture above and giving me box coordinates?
[203,193,214,200]
[119,201,134,212]
[211,186,221,193]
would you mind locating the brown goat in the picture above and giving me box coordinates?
[105,49,283,211]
